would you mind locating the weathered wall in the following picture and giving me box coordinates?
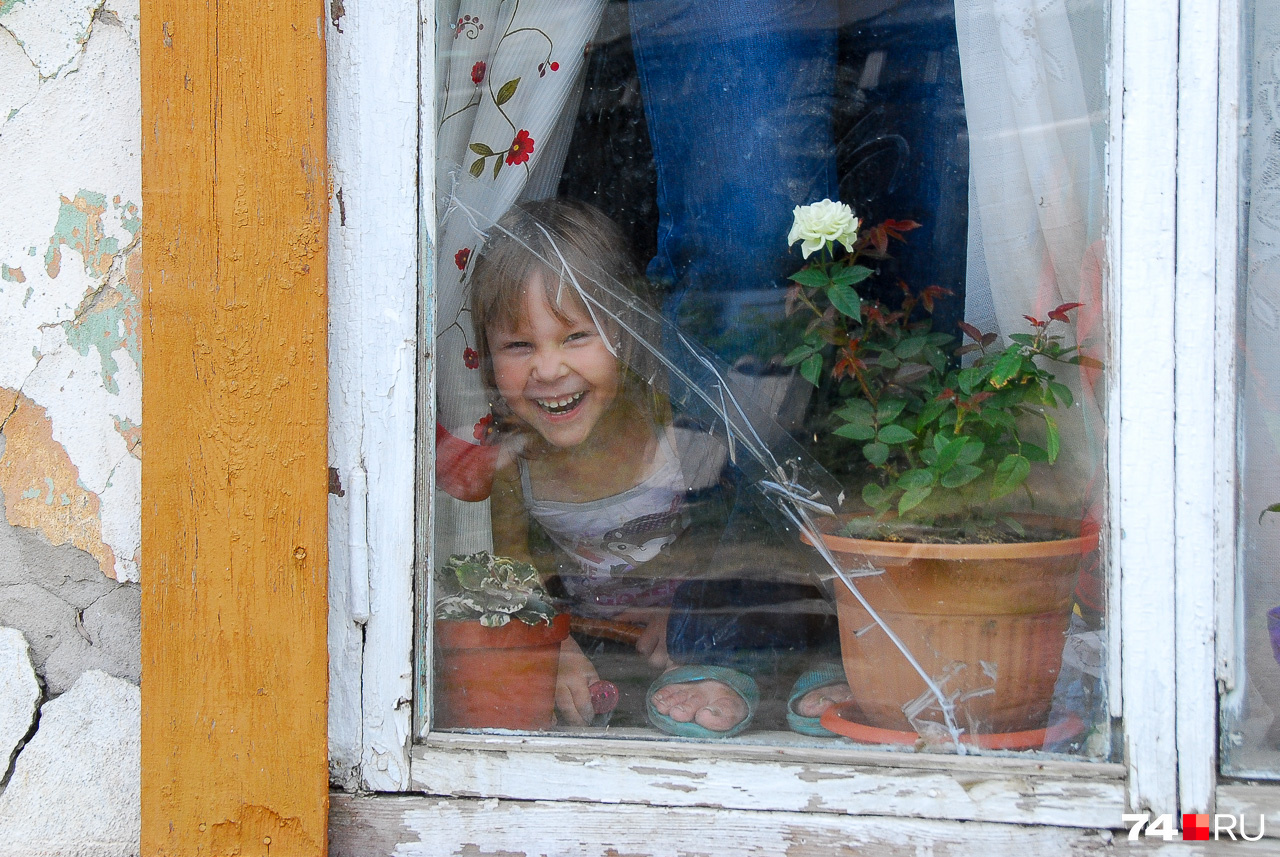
[0,0,142,685]
[0,0,143,852]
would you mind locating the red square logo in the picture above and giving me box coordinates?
[1183,814,1211,841]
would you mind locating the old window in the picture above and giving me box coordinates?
[1223,0,1280,781]
[322,0,1226,837]
[421,0,1114,764]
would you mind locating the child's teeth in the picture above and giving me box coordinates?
[538,393,583,412]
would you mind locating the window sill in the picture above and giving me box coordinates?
[410,731,1124,828]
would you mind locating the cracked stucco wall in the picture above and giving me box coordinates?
[0,0,142,693]
[0,0,143,849]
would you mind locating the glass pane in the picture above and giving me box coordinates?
[427,0,1112,758]
[1222,0,1280,778]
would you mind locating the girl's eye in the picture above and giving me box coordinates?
[501,340,532,351]
[565,330,593,343]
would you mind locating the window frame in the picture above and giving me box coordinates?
[321,0,1244,831]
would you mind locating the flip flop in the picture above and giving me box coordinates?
[646,665,759,739]
[787,663,847,736]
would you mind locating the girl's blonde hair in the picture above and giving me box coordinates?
[469,199,666,421]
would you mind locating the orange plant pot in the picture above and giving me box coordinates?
[435,613,570,730]
[813,520,1097,736]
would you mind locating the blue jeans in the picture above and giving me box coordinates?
[628,0,970,354]
[628,0,839,361]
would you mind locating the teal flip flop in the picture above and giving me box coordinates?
[646,665,759,739]
[787,663,848,737]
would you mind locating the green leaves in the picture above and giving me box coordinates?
[989,350,1024,388]
[941,464,982,488]
[435,551,556,626]
[830,264,873,286]
[875,398,907,423]
[788,267,830,288]
[774,211,1102,528]
[899,485,933,514]
[828,284,862,320]
[495,77,520,106]
[833,422,876,441]
[800,354,823,386]
[1044,413,1060,463]
[862,482,892,510]
[782,343,817,367]
[992,454,1031,499]
[877,424,916,445]
[862,441,889,466]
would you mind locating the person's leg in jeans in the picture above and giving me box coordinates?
[628,0,839,363]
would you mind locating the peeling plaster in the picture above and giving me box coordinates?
[0,25,38,123]
[0,3,141,582]
[0,0,100,79]
[0,390,116,578]
[56,227,141,395]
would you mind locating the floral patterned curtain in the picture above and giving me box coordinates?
[434,0,606,553]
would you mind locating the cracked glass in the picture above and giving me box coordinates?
[424,0,1113,758]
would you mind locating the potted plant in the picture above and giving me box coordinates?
[434,551,570,730]
[781,200,1102,739]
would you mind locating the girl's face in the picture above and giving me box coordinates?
[487,274,622,451]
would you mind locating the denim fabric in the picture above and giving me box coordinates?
[627,0,969,354]
[628,0,839,361]
[666,577,837,680]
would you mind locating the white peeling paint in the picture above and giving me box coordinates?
[0,1,140,582]
[0,0,101,79]
[0,26,39,121]
[101,0,138,49]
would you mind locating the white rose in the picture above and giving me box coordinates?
[788,199,860,259]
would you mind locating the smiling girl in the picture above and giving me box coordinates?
[467,199,850,736]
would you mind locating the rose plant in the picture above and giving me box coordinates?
[782,200,1101,540]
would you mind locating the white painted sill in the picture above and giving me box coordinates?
[408,732,1126,829]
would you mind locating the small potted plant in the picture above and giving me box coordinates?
[434,551,570,730]
[781,200,1102,739]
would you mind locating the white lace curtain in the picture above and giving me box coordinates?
[434,0,605,553]
[955,0,1108,508]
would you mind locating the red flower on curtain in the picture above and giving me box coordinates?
[473,414,495,440]
[471,61,486,85]
[455,247,471,269]
[463,347,480,369]
[506,130,535,166]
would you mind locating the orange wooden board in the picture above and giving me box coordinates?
[140,0,329,852]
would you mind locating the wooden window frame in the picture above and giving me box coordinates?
[139,0,1267,847]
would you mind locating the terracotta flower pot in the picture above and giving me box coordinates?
[811,520,1098,736]
[435,613,570,730]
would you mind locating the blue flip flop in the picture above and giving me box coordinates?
[787,663,848,736]
[646,665,759,739]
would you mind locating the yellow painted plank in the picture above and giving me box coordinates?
[140,0,329,852]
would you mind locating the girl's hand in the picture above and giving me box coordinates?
[616,606,672,671]
[555,636,599,726]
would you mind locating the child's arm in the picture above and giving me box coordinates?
[490,461,534,563]
[490,461,603,724]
